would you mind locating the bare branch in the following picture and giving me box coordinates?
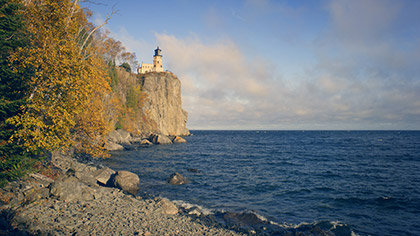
[66,0,80,29]
[79,9,117,55]
[80,0,107,6]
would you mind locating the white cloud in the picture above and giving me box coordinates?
[154,27,420,130]
[96,0,420,130]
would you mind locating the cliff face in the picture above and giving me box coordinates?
[139,72,190,136]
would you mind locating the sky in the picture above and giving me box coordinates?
[82,0,420,130]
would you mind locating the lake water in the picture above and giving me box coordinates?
[100,130,420,235]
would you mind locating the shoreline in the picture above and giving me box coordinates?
[1,149,350,235]
[0,151,244,236]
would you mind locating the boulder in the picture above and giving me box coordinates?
[105,141,124,151]
[157,198,178,215]
[108,129,132,145]
[49,177,94,201]
[74,171,97,187]
[140,139,153,145]
[168,173,187,185]
[171,136,187,143]
[112,171,140,195]
[94,167,115,186]
[149,134,172,145]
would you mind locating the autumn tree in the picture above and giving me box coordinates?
[8,0,111,157]
[0,0,40,185]
[121,51,138,73]
[102,34,125,63]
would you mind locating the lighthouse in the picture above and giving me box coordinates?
[153,46,163,72]
[138,47,164,74]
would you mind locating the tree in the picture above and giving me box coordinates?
[121,51,138,73]
[0,0,38,185]
[119,62,131,72]
[8,0,111,158]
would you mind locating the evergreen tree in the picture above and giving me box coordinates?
[119,62,131,73]
[0,0,37,186]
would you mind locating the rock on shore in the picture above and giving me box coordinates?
[111,170,140,195]
[0,151,244,236]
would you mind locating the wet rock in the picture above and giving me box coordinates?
[187,168,200,173]
[112,171,140,195]
[168,173,187,185]
[94,167,116,186]
[149,134,172,145]
[171,136,187,143]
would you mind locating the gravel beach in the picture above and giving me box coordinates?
[0,152,245,236]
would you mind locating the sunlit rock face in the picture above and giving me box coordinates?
[139,72,190,136]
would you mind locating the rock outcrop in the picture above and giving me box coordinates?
[139,72,190,136]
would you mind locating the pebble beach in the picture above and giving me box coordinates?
[0,151,244,236]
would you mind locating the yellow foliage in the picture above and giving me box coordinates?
[8,0,111,158]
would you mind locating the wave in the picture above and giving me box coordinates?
[172,198,357,236]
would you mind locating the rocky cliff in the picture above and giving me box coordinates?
[138,72,190,136]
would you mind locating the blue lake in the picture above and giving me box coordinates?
[101,130,420,235]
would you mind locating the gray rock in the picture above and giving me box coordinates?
[94,167,116,186]
[168,173,187,185]
[149,134,172,144]
[108,129,132,145]
[157,198,178,215]
[74,171,97,187]
[50,177,95,201]
[171,136,187,143]
[105,141,124,151]
[112,171,140,195]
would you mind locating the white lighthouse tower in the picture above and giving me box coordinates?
[138,46,164,74]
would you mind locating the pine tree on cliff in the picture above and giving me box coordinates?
[0,0,38,186]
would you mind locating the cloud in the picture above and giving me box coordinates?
[328,0,401,45]
[306,0,420,128]
[98,0,420,130]
[156,27,420,129]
